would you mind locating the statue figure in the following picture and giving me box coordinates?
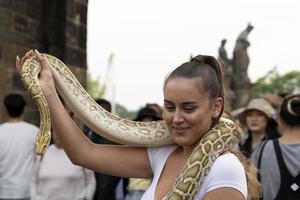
[219,39,229,62]
[231,23,254,108]
[218,39,232,73]
[218,23,254,110]
[218,39,234,111]
[233,23,254,85]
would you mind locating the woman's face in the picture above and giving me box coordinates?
[245,110,268,133]
[163,78,222,147]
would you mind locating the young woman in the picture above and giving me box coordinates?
[238,98,281,158]
[16,50,259,200]
[251,94,300,200]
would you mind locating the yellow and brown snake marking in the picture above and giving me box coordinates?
[21,54,237,199]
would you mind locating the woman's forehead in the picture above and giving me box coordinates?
[164,78,209,102]
[165,77,202,87]
[165,77,206,92]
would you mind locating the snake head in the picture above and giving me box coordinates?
[35,130,51,155]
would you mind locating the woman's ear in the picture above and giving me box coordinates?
[212,97,223,118]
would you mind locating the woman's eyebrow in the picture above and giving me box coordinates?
[182,102,198,106]
[164,99,173,104]
[164,100,198,106]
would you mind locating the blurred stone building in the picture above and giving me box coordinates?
[0,0,88,125]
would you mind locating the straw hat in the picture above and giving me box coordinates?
[239,98,276,125]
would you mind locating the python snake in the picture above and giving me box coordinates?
[21,54,237,199]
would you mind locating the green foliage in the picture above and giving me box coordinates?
[87,72,105,100]
[251,67,300,97]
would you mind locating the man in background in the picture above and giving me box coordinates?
[83,98,122,200]
[125,106,162,200]
[0,93,39,200]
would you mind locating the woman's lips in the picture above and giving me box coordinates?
[172,126,188,134]
[250,123,258,127]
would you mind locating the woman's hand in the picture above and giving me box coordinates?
[16,49,34,74]
[16,49,58,99]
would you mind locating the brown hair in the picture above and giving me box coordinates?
[164,55,224,124]
[279,94,300,127]
[224,149,262,200]
[4,93,26,117]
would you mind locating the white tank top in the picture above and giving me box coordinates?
[141,145,247,200]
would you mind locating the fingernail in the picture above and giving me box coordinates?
[16,55,19,60]
[34,49,40,55]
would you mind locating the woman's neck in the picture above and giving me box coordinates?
[251,131,266,150]
[178,143,199,160]
[279,127,300,144]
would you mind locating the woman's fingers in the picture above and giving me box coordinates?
[16,55,21,72]
[20,49,34,66]
[34,49,45,64]
[17,49,53,81]
[33,50,57,98]
[34,49,50,71]
[16,49,34,73]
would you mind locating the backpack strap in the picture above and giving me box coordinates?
[273,139,294,186]
[257,140,268,182]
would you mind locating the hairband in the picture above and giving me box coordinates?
[287,99,298,116]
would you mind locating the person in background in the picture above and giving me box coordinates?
[145,103,163,119]
[83,98,122,200]
[31,130,96,200]
[222,110,245,149]
[230,107,248,148]
[251,94,300,200]
[0,93,39,200]
[238,98,281,158]
[263,93,283,114]
[17,50,262,200]
[125,107,162,200]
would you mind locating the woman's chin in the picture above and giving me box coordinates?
[173,137,193,146]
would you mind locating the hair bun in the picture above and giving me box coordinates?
[191,55,206,64]
[287,97,300,116]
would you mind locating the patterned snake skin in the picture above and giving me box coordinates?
[21,54,237,199]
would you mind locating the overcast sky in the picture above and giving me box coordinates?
[87,0,300,111]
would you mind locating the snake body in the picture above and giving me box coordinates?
[21,54,237,199]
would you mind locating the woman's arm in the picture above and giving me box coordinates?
[16,50,153,179]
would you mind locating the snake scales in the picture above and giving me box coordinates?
[21,53,237,199]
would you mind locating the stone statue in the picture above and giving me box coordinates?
[219,39,229,62]
[218,39,232,73]
[218,39,234,111]
[233,23,254,85]
[232,23,254,109]
[218,23,254,110]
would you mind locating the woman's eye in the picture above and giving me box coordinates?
[183,107,195,112]
[164,105,175,111]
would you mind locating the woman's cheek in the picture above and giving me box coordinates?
[163,112,173,124]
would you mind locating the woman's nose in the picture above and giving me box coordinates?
[173,109,184,123]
